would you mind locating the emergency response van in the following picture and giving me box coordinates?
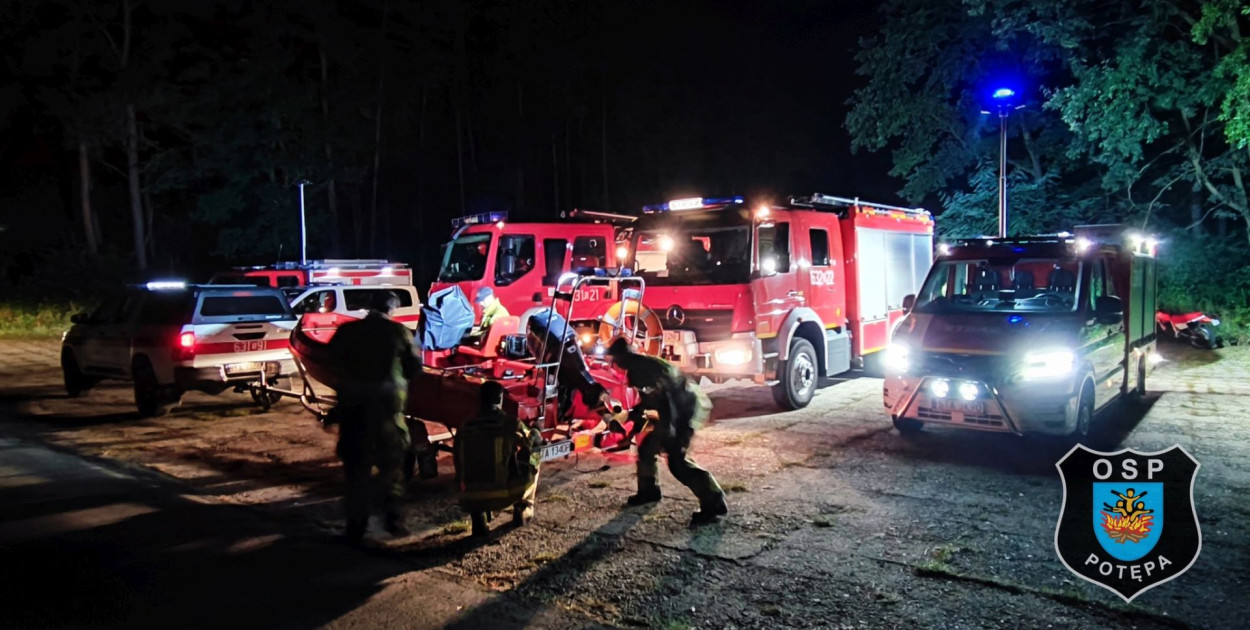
[288,284,422,330]
[431,211,627,332]
[620,194,934,409]
[882,226,1158,440]
[211,259,413,288]
[61,282,298,416]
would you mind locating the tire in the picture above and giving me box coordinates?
[1133,356,1147,399]
[251,377,290,410]
[771,338,818,410]
[893,416,923,435]
[133,357,174,418]
[61,349,92,397]
[1070,388,1094,443]
[1191,325,1216,350]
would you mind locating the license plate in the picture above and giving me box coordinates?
[934,399,985,416]
[539,440,573,462]
[225,362,263,375]
[663,330,681,344]
[233,340,268,353]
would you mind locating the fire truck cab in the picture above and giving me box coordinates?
[622,194,934,409]
[211,259,413,289]
[431,211,629,332]
[882,226,1158,440]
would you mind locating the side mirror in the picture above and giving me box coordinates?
[902,294,915,313]
[70,313,89,325]
[1095,295,1123,324]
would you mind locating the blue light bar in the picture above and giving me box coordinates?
[451,211,509,228]
[992,88,1016,99]
[641,196,745,213]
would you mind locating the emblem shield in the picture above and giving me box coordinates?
[1055,444,1200,602]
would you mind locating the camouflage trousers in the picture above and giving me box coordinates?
[636,429,723,504]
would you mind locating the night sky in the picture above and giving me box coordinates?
[0,0,897,281]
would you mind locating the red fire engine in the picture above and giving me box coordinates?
[211,259,413,289]
[430,211,633,332]
[619,194,934,409]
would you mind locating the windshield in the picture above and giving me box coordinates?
[913,258,1083,314]
[438,233,491,282]
[633,225,751,286]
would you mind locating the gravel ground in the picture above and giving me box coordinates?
[1,339,1246,629]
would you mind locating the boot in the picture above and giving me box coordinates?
[689,493,729,527]
[512,502,535,527]
[384,512,410,537]
[627,480,662,506]
[344,517,367,543]
[471,512,490,538]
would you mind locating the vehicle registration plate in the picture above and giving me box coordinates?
[233,340,268,353]
[225,362,263,375]
[539,439,573,462]
[934,398,985,416]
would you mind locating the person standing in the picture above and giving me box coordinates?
[466,287,510,343]
[454,381,542,537]
[605,337,728,526]
[326,295,419,542]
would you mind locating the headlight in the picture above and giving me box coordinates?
[714,346,752,366]
[883,344,909,372]
[1022,349,1075,379]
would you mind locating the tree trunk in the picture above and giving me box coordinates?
[369,0,389,255]
[600,64,609,210]
[318,35,341,256]
[78,140,99,255]
[126,103,147,271]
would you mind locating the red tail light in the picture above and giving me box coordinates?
[173,331,196,360]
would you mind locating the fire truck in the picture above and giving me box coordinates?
[882,226,1158,440]
[619,194,934,409]
[430,210,634,336]
[211,259,413,289]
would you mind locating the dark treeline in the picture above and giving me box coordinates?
[0,0,887,287]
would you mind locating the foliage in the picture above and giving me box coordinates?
[849,0,1250,334]
[0,302,79,339]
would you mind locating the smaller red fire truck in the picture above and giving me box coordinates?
[430,211,633,334]
[620,194,934,409]
[211,259,413,289]
[882,225,1158,440]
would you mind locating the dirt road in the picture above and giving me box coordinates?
[2,339,1245,629]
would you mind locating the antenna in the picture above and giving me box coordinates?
[276,243,283,265]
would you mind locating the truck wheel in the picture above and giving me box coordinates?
[133,357,174,418]
[1070,389,1094,442]
[1133,357,1147,399]
[62,349,92,397]
[251,377,290,410]
[772,338,817,410]
[893,417,923,435]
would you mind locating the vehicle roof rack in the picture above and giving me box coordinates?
[561,208,637,224]
[788,193,927,216]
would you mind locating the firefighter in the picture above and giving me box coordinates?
[466,287,510,343]
[454,381,542,537]
[605,337,728,527]
[326,294,419,542]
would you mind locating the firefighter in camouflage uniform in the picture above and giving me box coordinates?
[454,380,542,537]
[326,294,419,542]
[605,337,728,526]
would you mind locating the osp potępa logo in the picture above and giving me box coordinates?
[1055,444,1201,602]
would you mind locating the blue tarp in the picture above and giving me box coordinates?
[421,285,475,350]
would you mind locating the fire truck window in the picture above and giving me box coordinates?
[572,236,606,272]
[438,233,491,282]
[757,223,791,273]
[137,292,193,325]
[275,274,301,288]
[496,234,536,286]
[542,238,569,286]
[809,229,830,267]
[913,258,1082,314]
[1088,260,1107,311]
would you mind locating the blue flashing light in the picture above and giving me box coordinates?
[1007,315,1024,324]
[992,88,1016,99]
[451,211,509,228]
[641,196,745,213]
